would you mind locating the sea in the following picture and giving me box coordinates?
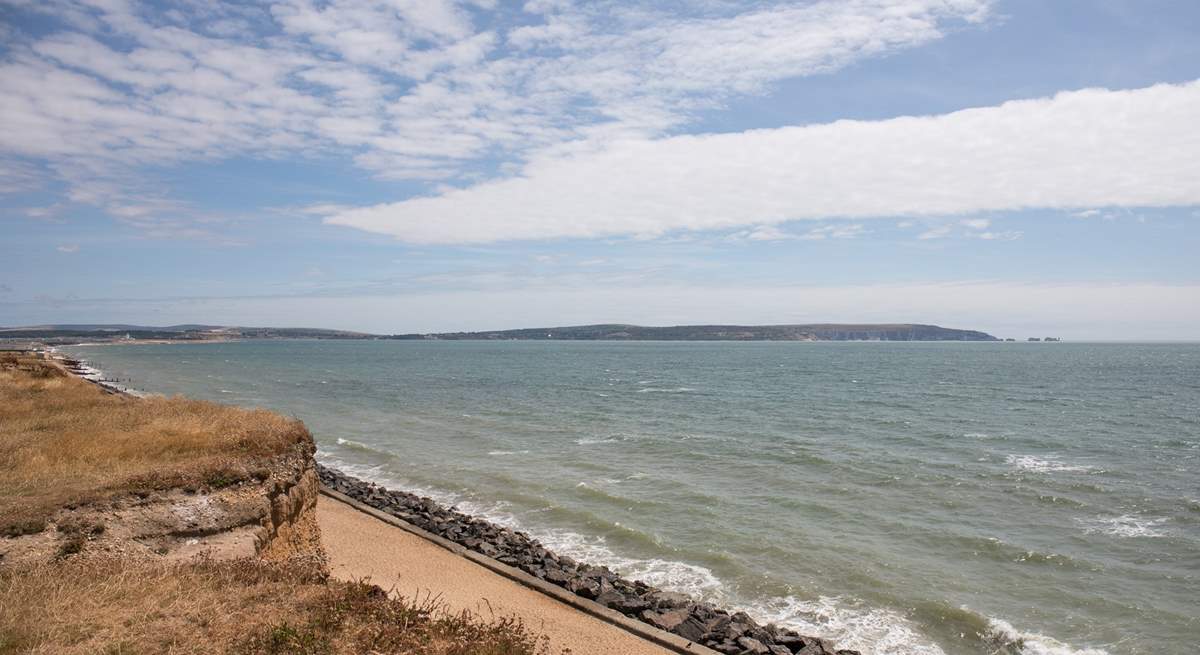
[62,340,1199,655]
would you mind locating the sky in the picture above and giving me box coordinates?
[1,0,1198,339]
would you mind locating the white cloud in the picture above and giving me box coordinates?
[326,80,1200,243]
[800,224,868,240]
[960,218,990,230]
[56,244,80,253]
[917,225,953,240]
[977,230,1022,240]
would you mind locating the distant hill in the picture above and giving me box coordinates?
[2,322,999,343]
[0,325,374,342]
[391,323,998,341]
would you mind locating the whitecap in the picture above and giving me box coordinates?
[487,449,529,456]
[1006,455,1094,473]
[985,617,1109,655]
[636,387,696,393]
[747,595,946,655]
[1076,514,1168,538]
[335,437,373,450]
[307,459,946,655]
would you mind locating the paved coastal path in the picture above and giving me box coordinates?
[318,496,673,655]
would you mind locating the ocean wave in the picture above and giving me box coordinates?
[1076,514,1168,538]
[748,595,947,655]
[575,437,621,445]
[312,460,911,651]
[1006,455,1095,474]
[449,500,952,655]
[984,617,1109,655]
[487,449,530,456]
[947,534,1082,568]
[636,386,697,393]
[335,437,374,450]
[535,527,725,598]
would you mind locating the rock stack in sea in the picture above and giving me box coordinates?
[318,465,861,655]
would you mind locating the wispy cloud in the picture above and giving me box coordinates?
[0,0,993,234]
[55,244,79,253]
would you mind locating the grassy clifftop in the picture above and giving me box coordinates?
[0,353,551,655]
[0,353,311,539]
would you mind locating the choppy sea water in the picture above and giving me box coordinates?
[65,341,1199,654]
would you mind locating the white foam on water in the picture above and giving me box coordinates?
[319,455,469,511]
[636,387,696,393]
[471,507,952,655]
[575,437,620,445]
[522,526,725,598]
[308,460,992,655]
[56,353,150,397]
[487,450,530,456]
[315,460,1110,655]
[747,595,947,655]
[334,437,375,450]
[984,617,1109,655]
[1006,455,1094,473]
[1076,514,1168,538]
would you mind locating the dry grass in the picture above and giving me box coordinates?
[0,354,553,654]
[0,557,551,655]
[0,354,312,536]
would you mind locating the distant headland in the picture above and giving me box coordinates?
[391,323,998,341]
[2,322,999,344]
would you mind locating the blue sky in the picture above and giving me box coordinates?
[1,0,1198,338]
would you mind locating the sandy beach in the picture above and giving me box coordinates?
[318,494,672,655]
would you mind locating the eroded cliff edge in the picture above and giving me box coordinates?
[0,352,549,655]
[0,353,323,567]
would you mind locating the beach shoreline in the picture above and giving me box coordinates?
[317,464,858,655]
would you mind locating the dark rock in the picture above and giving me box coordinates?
[673,616,708,643]
[642,609,689,632]
[737,636,770,654]
[594,590,626,609]
[775,634,806,651]
[647,590,693,609]
[795,639,834,655]
[703,614,732,639]
[611,594,650,614]
[567,577,600,599]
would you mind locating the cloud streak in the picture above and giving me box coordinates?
[326,80,1200,243]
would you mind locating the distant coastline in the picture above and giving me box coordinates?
[2,322,998,345]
